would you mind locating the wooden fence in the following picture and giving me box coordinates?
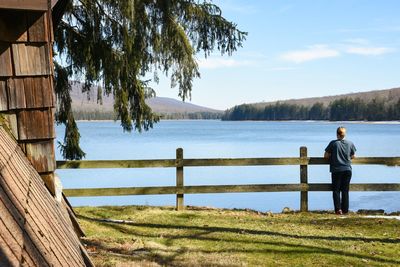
[56,147,400,211]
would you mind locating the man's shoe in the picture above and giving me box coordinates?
[335,210,343,215]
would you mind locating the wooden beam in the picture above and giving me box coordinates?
[183,157,302,167]
[0,0,49,11]
[56,156,400,170]
[63,183,400,197]
[64,186,178,197]
[56,159,176,169]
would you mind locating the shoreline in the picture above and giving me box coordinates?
[75,119,400,124]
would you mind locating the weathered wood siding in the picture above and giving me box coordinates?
[0,6,56,192]
[0,127,90,266]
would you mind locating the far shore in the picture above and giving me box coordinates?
[75,119,400,124]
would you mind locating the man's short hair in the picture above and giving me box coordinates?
[337,127,346,138]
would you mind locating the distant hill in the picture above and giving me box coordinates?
[252,87,400,108]
[69,82,221,118]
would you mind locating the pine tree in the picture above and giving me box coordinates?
[54,0,247,159]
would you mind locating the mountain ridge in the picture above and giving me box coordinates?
[70,82,222,114]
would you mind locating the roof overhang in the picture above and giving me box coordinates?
[0,0,59,11]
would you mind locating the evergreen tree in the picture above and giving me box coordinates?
[54,0,247,159]
[309,102,327,120]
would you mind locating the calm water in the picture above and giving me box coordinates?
[56,120,400,212]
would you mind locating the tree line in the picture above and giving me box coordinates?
[73,111,222,121]
[222,97,400,121]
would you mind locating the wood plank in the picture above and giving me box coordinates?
[21,229,51,267]
[352,157,400,166]
[23,77,53,108]
[0,233,20,267]
[12,44,50,76]
[25,141,55,173]
[39,44,50,75]
[7,78,26,109]
[64,183,400,197]
[63,184,306,197]
[56,159,176,169]
[24,195,77,266]
[56,156,400,170]
[0,201,24,264]
[39,77,54,107]
[0,79,8,110]
[17,109,55,140]
[184,157,302,167]
[0,10,27,42]
[27,183,87,263]
[0,183,25,230]
[27,12,48,42]
[64,186,179,197]
[0,157,30,216]
[0,0,49,11]
[26,172,86,263]
[24,172,82,264]
[0,42,13,76]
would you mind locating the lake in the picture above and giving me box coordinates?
[56,120,400,213]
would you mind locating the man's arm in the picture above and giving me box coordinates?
[324,141,332,159]
[351,143,356,159]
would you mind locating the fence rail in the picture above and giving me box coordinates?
[57,147,400,211]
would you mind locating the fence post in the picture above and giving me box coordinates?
[176,148,184,211]
[300,146,308,212]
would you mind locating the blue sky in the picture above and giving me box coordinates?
[153,0,400,110]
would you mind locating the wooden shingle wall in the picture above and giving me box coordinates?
[0,127,90,266]
[0,7,56,193]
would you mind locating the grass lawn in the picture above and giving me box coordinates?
[76,206,400,266]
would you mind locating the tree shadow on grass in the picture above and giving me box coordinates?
[78,214,400,266]
[78,214,399,244]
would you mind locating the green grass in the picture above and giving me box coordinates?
[76,206,400,266]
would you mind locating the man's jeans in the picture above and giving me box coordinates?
[331,170,352,213]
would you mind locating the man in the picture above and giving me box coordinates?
[324,127,356,215]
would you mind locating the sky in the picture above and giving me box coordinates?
[151,0,400,110]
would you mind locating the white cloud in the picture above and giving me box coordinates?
[281,45,340,63]
[345,46,394,56]
[197,58,253,69]
[343,38,370,45]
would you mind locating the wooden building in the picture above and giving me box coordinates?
[0,1,93,266]
[0,0,59,194]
